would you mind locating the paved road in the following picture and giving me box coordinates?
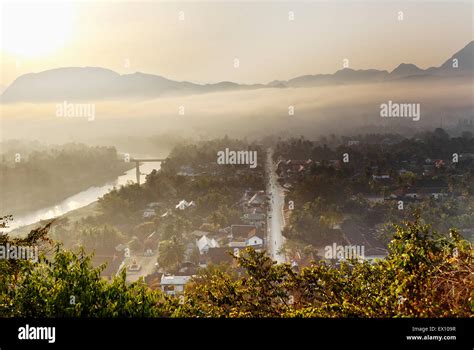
[125,251,159,283]
[266,149,287,264]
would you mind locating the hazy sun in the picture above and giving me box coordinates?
[1,2,75,58]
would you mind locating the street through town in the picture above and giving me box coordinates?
[265,149,287,264]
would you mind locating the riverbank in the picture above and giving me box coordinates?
[1,161,134,218]
[5,160,162,236]
[8,201,101,237]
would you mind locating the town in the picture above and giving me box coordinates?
[39,126,474,296]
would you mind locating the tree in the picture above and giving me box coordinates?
[157,237,184,272]
[179,217,472,317]
[1,216,472,318]
[133,221,156,241]
[0,221,171,317]
[80,225,125,254]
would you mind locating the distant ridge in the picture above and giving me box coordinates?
[1,41,472,103]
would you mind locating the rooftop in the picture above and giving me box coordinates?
[160,275,192,286]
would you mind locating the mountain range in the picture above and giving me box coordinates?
[1,41,473,103]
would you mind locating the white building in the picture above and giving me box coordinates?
[176,200,196,210]
[142,208,156,218]
[160,275,192,295]
[362,194,385,204]
[196,235,219,254]
[246,234,264,247]
[228,241,247,248]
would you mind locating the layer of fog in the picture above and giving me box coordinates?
[1,79,472,152]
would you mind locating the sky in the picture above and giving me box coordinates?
[0,0,473,89]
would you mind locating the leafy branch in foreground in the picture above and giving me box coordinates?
[177,217,473,318]
[1,216,472,317]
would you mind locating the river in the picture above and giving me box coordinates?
[5,161,161,233]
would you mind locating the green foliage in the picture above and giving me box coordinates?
[286,197,343,244]
[180,218,473,318]
[157,237,184,272]
[181,249,295,317]
[79,225,125,254]
[1,217,471,317]
[1,228,171,317]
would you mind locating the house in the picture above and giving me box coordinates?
[426,188,449,199]
[160,275,192,295]
[422,165,436,177]
[147,202,164,208]
[142,208,156,218]
[228,240,247,248]
[240,189,256,203]
[144,231,159,253]
[196,235,219,254]
[228,225,264,248]
[242,211,266,221]
[220,226,233,236]
[460,153,474,161]
[115,243,128,253]
[290,159,312,168]
[371,175,393,186]
[201,247,238,266]
[434,159,445,168]
[277,159,313,177]
[405,179,449,200]
[389,187,407,199]
[405,190,420,200]
[251,206,265,214]
[231,224,257,239]
[177,165,197,176]
[176,200,196,210]
[244,191,267,208]
[190,230,212,238]
[372,174,390,180]
[246,233,264,248]
[406,187,448,200]
[242,210,266,228]
[361,194,385,204]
